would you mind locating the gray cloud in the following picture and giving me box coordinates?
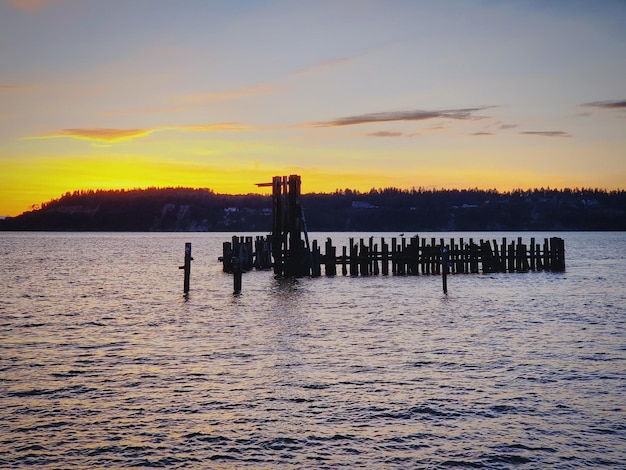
[520,131,571,138]
[0,84,30,92]
[499,123,518,130]
[311,107,488,127]
[367,131,405,137]
[471,132,494,136]
[582,99,626,109]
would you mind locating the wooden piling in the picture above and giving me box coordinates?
[408,236,419,275]
[233,256,242,294]
[442,246,449,294]
[543,238,550,271]
[271,176,283,276]
[179,242,193,294]
[325,238,337,276]
[529,237,536,271]
[420,238,427,274]
[391,237,398,274]
[381,238,389,275]
[359,239,369,275]
[507,240,515,273]
[535,242,543,271]
[481,240,496,273]
[373,242,380,275]
[311,239,321,277]
[369,237,376,275]
[469,238,479,273]
[222,241,233,273]
[398,237,407,275]
[550,237,565,271]
[349,238,358,276]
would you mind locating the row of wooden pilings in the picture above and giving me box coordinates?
[180,235,565,295]
[220,235,566,277]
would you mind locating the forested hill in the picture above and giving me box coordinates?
[1,187,625,231]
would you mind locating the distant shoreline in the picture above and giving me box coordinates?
[1,187,624,232]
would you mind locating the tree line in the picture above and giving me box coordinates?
[1,186,624,231]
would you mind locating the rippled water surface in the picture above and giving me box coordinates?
[1,231,625,468]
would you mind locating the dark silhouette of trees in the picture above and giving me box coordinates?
[1,186,624,231]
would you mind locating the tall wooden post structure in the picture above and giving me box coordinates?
[270,175,311,277]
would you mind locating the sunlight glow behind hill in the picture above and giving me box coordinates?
[1,1,625,216]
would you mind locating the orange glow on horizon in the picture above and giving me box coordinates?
[1,152,616,217]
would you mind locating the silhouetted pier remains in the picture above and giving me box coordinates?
[221,233,565,277]
[219,175,565,285]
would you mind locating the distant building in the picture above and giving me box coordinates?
[351,201,378,209]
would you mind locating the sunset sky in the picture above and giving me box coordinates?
[1,0,625,216]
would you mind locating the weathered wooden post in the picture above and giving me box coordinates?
[529,237,536,271]
[233,255,242,294]
[373,242,380,275]
[381,238,389,275]
[408,236,419,275]
[550,237,565,271]
[420,238,427,274]
[481,240,495,273]
[349,238,358,276]
[369,236,376,275]
[311,239,321,277]
[442,246,449,294]
[507,240,515,272]
[359,239,369,275]
[221,241,233,272]
[271,176,284,276]
[179,242,193,294]
[543,238,550,271]
[391,237,398,274]
[325,238,337,276]
[469,238,479,273]
[448,238,456,274]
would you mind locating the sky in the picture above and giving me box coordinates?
[1,0,625,216]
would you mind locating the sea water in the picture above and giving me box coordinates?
[1,231,624,468]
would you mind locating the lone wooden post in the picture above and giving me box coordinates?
[442,246,449,294]
[179,242,193,294]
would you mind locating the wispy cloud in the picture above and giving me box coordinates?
[367,131,405,137]
[99,105,190,117]
[0,84,31,92]
[309,107,489,127]
[23,123,252,143]
[520,131,571,138]
[582,99,626,110]
[499,123,518,130]
[291,55,358,76]
[25,128,156,143]
[181,84,277,104]
[9,0,50,12]
[471,132,494,136]
[175,123,252,132]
